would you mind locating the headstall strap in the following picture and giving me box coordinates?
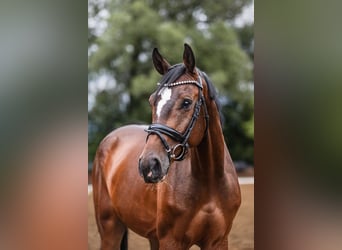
[145,70,209,161]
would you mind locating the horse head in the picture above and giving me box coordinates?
[139,44,209,183]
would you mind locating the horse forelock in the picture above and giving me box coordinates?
[154,64,185,97]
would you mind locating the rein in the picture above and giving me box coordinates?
[145,71,209,161]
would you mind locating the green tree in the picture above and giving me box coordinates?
[88,0,254,164]
[236,23,254,59]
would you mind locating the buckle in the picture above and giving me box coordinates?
[170,144,188,161]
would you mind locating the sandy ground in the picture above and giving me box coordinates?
[88,184,254,250]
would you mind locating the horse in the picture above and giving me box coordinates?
[92,44,241,250]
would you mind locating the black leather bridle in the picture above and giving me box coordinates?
[145,71,209,161]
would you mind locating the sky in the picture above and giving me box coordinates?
[233,0,254,27]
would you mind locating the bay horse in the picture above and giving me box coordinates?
[92,44,241,250]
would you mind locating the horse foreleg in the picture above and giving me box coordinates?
[159,237,189,250]
[216,239,229,250]
[96,214,127,250]
[149,238,159,250]
[201,238,229,250]
[93,161,127,250]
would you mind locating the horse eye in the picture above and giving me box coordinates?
[181,99,192,109]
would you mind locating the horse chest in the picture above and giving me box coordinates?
[158,197,228,244]
[191,202,227,235]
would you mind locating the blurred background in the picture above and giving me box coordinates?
[3,0,341,249]
[88,0,254,172]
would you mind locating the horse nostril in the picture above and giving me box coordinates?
[149,157,161,173]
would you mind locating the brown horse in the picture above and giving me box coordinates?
[92,44,241,250]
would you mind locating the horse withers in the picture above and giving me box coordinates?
[92,44,241,250]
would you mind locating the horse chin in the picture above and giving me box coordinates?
[143,174,166,184]
[143,167,168,183]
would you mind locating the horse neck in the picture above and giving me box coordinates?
[190,100,226,180]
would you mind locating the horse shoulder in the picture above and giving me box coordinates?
[98,125,159,236]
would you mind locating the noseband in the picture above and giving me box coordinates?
[145,71,209,161]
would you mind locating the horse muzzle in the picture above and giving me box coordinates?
[138,156,168,183]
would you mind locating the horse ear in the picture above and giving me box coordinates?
[152,48,171,75]
[183,43,196,74]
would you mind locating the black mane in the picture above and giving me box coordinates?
[154,63,223,127]
[200,70,224,127]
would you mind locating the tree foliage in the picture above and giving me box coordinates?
[88,0,254,164]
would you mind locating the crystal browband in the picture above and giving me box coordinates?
[157,80,202,89]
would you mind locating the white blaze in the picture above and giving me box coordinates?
[156,87,172,118]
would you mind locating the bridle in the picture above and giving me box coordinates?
[145,70,209,161]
